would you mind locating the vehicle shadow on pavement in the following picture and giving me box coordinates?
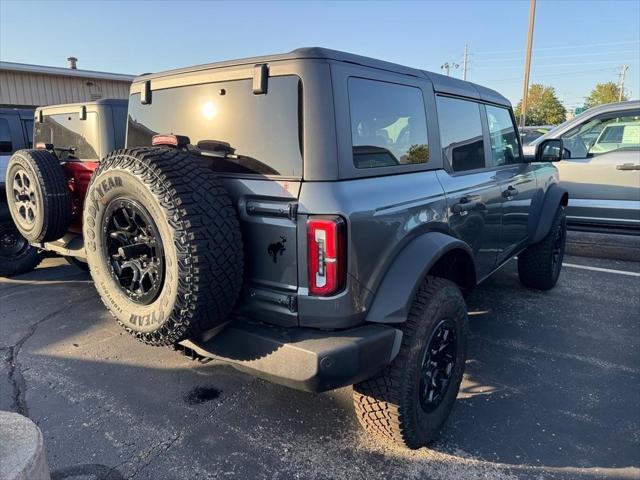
[1,259,638,480]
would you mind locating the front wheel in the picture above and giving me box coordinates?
[353,276,468,449]
[518,206,567,290]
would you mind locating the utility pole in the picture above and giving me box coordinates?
[519,0,536,129]
[441,62,459,77]
[462,43,469,81]
[618,64,629,102]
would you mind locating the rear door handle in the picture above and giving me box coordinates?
[502,185,519,199]
[616,163,640,171]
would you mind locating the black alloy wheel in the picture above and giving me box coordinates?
[103,199,165,305]
[551,216,566,275]
[419,318,457,413]
[0,225,30,258]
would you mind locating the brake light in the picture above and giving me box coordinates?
[151,134,190,148]
[307,216,346,296]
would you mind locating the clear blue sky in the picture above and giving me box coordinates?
[1,0,639,109]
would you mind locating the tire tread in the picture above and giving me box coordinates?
[85,147,244,346]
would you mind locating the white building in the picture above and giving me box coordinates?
[0,58,134,109]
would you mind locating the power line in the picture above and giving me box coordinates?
[474,39,640,55]
[481,66,621,83]
[473,59,640,70]
[472,49,640,64]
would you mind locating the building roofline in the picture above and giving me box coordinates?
[0,61,135,82]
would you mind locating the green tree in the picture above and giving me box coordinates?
[515,84,567,126]
[585,81,627,108]
[406,144,429,164]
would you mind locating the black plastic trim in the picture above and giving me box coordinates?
[179,321,402,393]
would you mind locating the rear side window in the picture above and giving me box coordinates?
[348,78,429,169]
[486,105,522,166]
[0,118,12,153]
[127,76,303,177]
[34,113,100,159]
[436,96,485,172]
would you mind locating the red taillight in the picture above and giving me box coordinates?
[307,216,346,296]
[151,134,190,148]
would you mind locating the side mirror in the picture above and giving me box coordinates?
[535,138,564,162]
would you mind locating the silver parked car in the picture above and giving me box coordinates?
[524,101,640,230]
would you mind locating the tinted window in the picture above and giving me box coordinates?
[0,118,12,153]
[561,110,640,158]
[127,76,302,177]
[22,120,33,148]
[348,78,428,169]
[437,96,485,172]
[34,113,100,159]
[486,105,522,166]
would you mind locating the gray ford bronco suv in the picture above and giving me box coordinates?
[5,48,567,449]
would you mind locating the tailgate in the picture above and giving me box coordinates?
[220,177,300,326]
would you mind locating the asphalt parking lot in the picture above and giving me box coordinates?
[1,255,639,480]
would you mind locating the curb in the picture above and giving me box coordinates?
[566,230,640,262]
[0,411,50,480]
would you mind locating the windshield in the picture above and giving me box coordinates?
[126,76,303,177]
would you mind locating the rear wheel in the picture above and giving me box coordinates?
[353,276,468,449]
[0,219,41,277]
[83,148,244,346]
[5,149,71,242]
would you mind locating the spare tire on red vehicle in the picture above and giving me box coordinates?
[83,147,244,346]
[5,149,72,243]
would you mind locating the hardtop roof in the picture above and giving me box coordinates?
[133,47,511,107]
[36,98,128,114]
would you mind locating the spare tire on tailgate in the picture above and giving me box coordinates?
[5,149,72,242]
[83,147,244,346]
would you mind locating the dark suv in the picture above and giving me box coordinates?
[0,107,36,276]
[5,48,567,449]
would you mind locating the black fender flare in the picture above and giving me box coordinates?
[529,184,568,244]
[365,232,475,324]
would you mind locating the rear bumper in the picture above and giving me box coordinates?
[179,321,403,393]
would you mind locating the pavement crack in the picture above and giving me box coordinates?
[7,299,92,417]
[127,432,183,479]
